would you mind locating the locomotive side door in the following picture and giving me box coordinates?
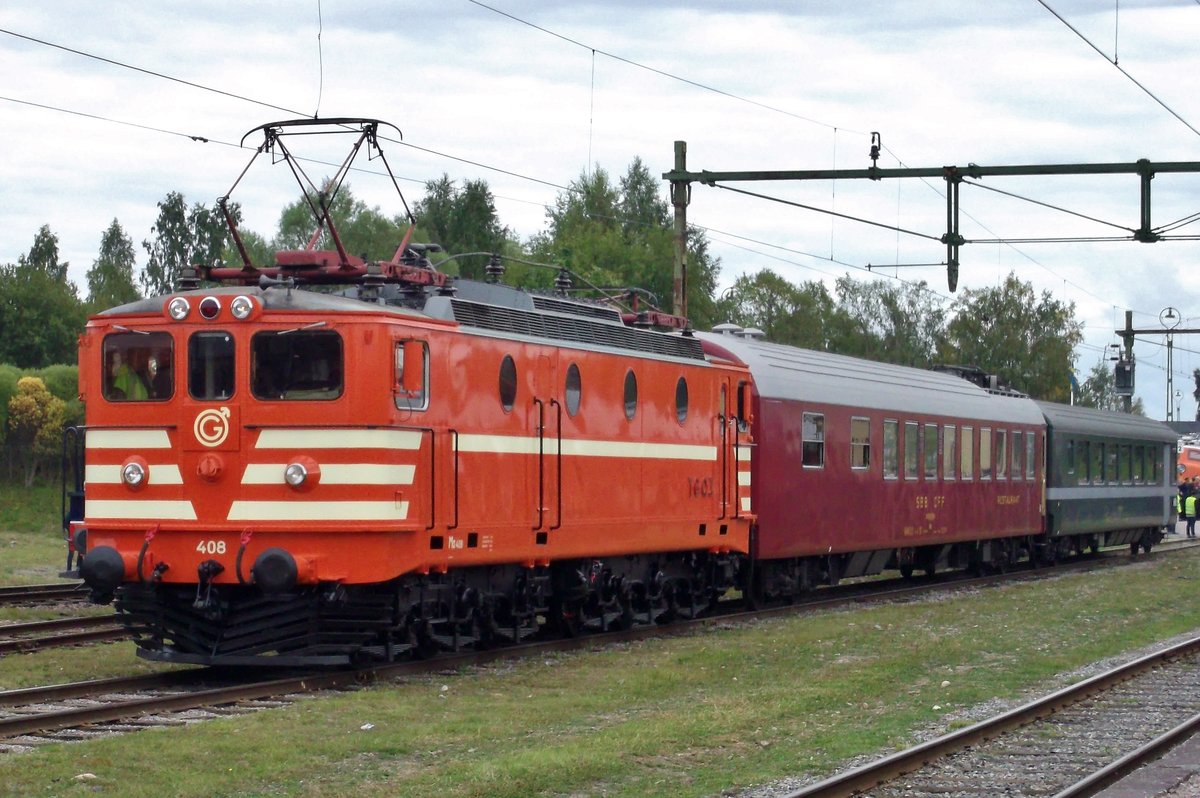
[393,337,434,530]
[531,354,561,535]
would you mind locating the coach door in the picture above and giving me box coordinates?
[720,378,753,520]
[531,354,561,536]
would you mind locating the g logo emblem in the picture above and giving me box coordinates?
[194,407,231,448]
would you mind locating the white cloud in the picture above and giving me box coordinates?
[1,0,1199,415]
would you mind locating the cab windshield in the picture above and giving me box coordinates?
[103,332,174,402]
[251,330,343,400]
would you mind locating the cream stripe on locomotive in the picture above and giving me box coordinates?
[86,429,172,449]
[240,463,416,485]
[86,464,184,485]
[254,429,423,450]
[456,434,717,461]
[87,499,198,521]
[227,500,411,521]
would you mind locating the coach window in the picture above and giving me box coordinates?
[1077,440,1089,484]
[188,331,236,401]
[675,377,689,424]
[997,430,1009,479]
[980,427,993,480]
[923,423,938,479]
[904,421,918,480]
[250,329,344,401]
[960,426,974,480]
[103,331,174,402]
[565,363,582,417]
[1091,442,1105,484]
[623,369,638,421]
[1026,434,1037,481]
[1132,445,1145,483]
[883,420,899,479]
[802,412,825,468]
[1118,445,1132,482]
[499,355,518,413]
[1012,432,1024,481]
[1105,443,1118,484]
[943,425,957,481]
[851,417,871,469]
[391,339,428,411]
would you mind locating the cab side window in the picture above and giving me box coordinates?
[394,339,429,411]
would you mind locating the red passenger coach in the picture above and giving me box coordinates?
[695,330,1046,594]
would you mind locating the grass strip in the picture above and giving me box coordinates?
[0,549,1194,797]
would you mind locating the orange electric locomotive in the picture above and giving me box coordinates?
[64,120,756,665]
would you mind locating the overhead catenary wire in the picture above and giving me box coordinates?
[1036,0,1200,139]
[0,10,1186,392]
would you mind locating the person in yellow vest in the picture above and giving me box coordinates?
[110,350,150,401]
[1186,492,1198,539]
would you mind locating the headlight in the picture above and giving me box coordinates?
[122,462,146,487]
[230,295,254,320]
[284,462,308,487]
[167,297,191,320]
[199,296,221,320]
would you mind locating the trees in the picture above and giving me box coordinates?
[829,278,946,368]
[6,376,66,487]
[141,192,229,296]
[0,227,86,368]
[274,182,409,265]
[414,175,508,278]
[531,159,722,330]
[718,270,835,349]
[86,219,141,312]
[940,272,1082,401]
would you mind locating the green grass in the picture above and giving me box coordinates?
[0,550,1197,797]
[0,481,74,585]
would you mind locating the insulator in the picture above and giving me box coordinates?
[485,253,505,283]
[555,267,573,293]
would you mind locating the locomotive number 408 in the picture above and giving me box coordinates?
[196,540,227,555]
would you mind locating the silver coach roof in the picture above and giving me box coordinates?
[1035,400,1178,442]
[693,331,1045,425]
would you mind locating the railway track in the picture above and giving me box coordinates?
[0,615,124,656]
[781,634,1200,798]
[0,583,86,606]
[0,544,1190,751]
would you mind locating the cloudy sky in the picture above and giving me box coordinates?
[2,1,1199,418]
